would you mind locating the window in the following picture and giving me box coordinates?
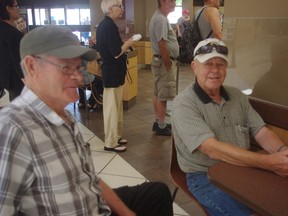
[50,8,65,25]
[167,0,182,24]
[34,8,50,25]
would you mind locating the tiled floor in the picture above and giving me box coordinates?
[66,64,207,215]
[78,122,189,216]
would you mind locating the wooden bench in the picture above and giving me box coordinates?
[249,97,288,151]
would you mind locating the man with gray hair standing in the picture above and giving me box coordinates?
[0,25,173,216]
[149,0,179,136]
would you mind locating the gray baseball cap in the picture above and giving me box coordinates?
[20,25,97,61]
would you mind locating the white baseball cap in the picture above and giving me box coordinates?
[193,38,229,63]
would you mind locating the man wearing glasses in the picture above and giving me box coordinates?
[172,38,288,215]
[0,0,24,101]
[0,25,173,216]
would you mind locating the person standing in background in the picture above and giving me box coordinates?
[0,0,24,101]
[196,0,223,40]
[15,15,27,34]
[96,0,135,152]
[176,9,190,39]
[149,0,179,136]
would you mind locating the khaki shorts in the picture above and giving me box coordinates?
[151,56,177,101]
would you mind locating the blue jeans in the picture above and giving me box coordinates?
[186,172,254,216]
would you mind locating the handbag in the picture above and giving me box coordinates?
[87,59,102,78]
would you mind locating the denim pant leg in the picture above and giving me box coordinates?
[186,172,254,216]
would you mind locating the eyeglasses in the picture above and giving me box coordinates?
[12,4,20,8]
[194,43,228,57]
[112,4,124,9]
[34,56,85,76]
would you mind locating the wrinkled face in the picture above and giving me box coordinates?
[109,0,124,20]
[26,55,83,108]
[192,57,227,94]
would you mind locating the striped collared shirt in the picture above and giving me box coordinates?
[0,87,111,215]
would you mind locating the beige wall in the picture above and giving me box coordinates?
[224,0,288,106]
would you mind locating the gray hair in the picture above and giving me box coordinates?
[20,59,27,77]
[101,0,120,15]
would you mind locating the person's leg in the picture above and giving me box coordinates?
[115,85,124,141]
[113,182,173,216]
[187,172,254,216]
[103,87,126,152]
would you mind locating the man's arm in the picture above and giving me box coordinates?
[99,180,136,216]
[205,7,222,40]
[198,130,288,177]
[158,39,171,70]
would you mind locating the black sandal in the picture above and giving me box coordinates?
[104,145,127,153]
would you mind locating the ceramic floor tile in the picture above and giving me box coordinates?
[87,135,106,151]
[173,203,189,216]
[91,151,116,173]
[101,154,145,178]
[99,173,147,188]
[77,122,95,142]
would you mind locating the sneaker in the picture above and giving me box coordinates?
[156,124,171,136]
[104,145,127,153]
[152,122,171,132]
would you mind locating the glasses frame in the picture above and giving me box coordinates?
[195,43,228,57]
[112,4,124,10]
[12,4,20,8]
[34,56,85,76]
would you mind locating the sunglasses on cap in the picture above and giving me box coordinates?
[194,43,228,57]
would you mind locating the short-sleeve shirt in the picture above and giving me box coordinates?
[149,9,179,58]
[0,87,111,215]
[96,16,127,88]
[171,81,265,173]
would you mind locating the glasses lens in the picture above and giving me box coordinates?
[195,44,228,56]
[215,46,228,55]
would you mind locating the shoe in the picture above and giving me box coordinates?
[118,138,128,145]
[104,145,127,153]
[156,124,171,136]
[78,103,85,109]
[152,122,171,132]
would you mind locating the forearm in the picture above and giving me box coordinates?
[158,39,171,70]
[199,138,267,168]
[255,126,286,153]
[99,180,136,216]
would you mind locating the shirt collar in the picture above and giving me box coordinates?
[193,80,230,104]
[20,87,74,126]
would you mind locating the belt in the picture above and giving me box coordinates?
[153,54,176,61]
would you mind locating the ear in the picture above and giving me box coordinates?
[23,56,38,78]
[191,60,197,75]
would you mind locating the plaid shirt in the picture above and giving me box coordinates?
[0,87,111,215]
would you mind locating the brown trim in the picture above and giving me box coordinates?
[249,96,288,130]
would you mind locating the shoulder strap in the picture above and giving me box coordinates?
[195,7,206,22]
[196,7,213,39]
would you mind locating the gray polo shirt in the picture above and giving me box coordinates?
[171,81,265,173]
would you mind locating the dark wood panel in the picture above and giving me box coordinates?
[249,96,288,130]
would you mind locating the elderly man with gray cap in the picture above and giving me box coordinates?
[172,38,288,215]
[0,26,173,216]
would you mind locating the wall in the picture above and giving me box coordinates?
[223,0,288,107]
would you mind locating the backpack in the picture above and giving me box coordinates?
[179,7,212,63]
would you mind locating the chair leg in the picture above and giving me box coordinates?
[83,88,89,120]
[171,186,179,202]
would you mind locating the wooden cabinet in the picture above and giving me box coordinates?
[123,55,138,109]
[135,41,152,64]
